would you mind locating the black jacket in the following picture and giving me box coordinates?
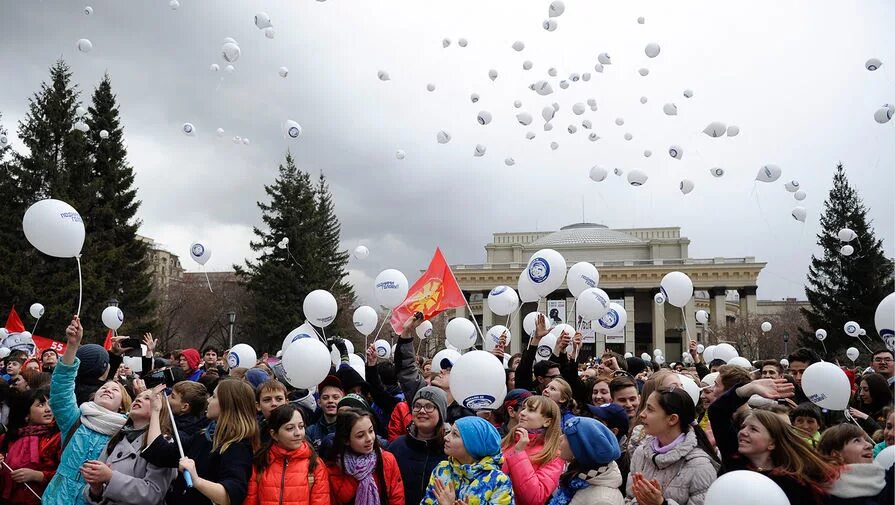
[389,427,447,505]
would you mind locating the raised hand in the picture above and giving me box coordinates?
[740,378,795,400]
[143,333,157,357]
[365,344,378,366]
[65,315,83,346]
[534,313,551,340]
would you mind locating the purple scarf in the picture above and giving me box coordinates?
[650,432,686,454]
[344,451,380,505]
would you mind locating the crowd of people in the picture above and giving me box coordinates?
[0,312,892,505]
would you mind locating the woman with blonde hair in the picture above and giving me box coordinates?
[541,378,577,425]
[143,378,260,505]
[501,396,565,505]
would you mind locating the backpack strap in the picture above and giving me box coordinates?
[61,418,82,453]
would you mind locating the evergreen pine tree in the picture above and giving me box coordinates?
[799,163,894,358]
[236,154,356,351]
[0,112,35,320]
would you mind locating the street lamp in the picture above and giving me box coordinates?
[227,312,236,349]
[782,331,790,357]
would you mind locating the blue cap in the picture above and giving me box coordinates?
[587,403,629,438]
[563,416,621,467]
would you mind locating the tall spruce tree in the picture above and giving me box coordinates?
[236,154,356,351]
[799,163,894,358]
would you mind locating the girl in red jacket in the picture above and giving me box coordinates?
[500,395,565,505]
[325,408,404,505]
[244,404,329,505]
[0,387,62,505]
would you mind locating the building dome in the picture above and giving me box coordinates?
[529,223,644,247]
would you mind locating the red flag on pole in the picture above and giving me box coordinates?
[103,329,114,350]
[4,306,26,333]
[389,248,467,334]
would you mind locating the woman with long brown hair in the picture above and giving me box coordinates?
[142,378,260,505]
[818,423,892,505]
[708,377,839,505]
[500,396,564,505]
[541,378,577,425]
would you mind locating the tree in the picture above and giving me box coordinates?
[799,163,894,359]
[236,154,357,353]
[715,302,808,361]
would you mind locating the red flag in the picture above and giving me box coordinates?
[389,248,467,334]
[32,335,67,355]
[5,306,26,333]
[103,329,114,350]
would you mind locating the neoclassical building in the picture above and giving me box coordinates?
[451,223,767,359]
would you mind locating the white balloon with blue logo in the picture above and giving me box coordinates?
[846,347,859,362]
[446,317,477,350]
[228,344,257,369]
[353,306,378,337]
[30,303,45,319]
[576,287,610,320]
[535,333,557,362]
[102,306,124,331]
[815,328,827,341]
[755,164,782,183]
[875,293,895,352]
[282,338,330,389]
[303,289,338,328]
[567,262,599,297]
[526,249,567,297]
[374,339,391,359]
[484,325,509,352]
[23,199,86,258]
[517,271,539,303]
[373,269,409,309]
[416,320,434,340]
[451,350,507,411]
[660,271,693,308]
[281,322,317,353]
[695,310,709,324]
[595,302,627,335]
[844,321,860,337]
[523,311,544,336]
[431,348,461,373]
[189,242,211,265]
[488,286,519,316]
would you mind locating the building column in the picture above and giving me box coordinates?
[738,286,758,322]
[652,289,665,354]
[624,289,636,354]
[709,287,727,342]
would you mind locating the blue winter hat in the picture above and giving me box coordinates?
[245,368,270,390]
[563,416,621,467]
[454,416,501,460]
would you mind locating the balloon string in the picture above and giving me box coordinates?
[1,461,41,500]
[76,256,83,316]
[820,339,827,358]
[31,317,41,335]
[203,269,213,293]
[371,309,393,347]
[856,334,873,354]
[680,307,692,341]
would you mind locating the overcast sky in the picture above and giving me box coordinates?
[1,0,893,306]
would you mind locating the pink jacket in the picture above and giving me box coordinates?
[502,434,564,505]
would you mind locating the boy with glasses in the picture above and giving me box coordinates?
[872,349,894,385]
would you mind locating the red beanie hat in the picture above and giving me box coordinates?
[181,348,200,371]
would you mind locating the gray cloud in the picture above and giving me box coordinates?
[1,0,892,307]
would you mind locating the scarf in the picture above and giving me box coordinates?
[547,476,590,505]
[650,432,686,455]
[79,401,127,436]
[204,420,217,443]
[121,424,147,443]
[343,451,380,505]
[6,423,57,467]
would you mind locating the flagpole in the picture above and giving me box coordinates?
[443,253,485,341]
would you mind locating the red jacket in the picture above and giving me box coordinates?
[326,449,404,505]
[243,442,330,505]
[0,429,62,505]
[386,401,411,442]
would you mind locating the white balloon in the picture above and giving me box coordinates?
[373,269,409,309]
[352,306,378,337]
[615,118,625,126]
[377,70,390,81]
[221,42,240,63]
[595,303,627,334]
[663,103,678,116]
[668,145,683,160]
[624,132,633,141]
[638,68,650,76]
[255,12,272,29]
[837,228,857,242]
[278,67,289,78]
[727,125,740,137]
[517,271,539,303]
[451,350,507,410]
[98,129,109,140]
[840,245,854,256]
[792,207,807,223]
[516,111,533,125]
[875,106,894,124]
[846,347,859,362]
[588,132,600,141]
[567,262,600,297]
[582,120,592,129]
[678,374,700,406]
[875,446,895,470]
[784,180,800,193]
[637,16,645,24]
[680,179,695,195]
[569,102,585,116]
[696,344,705,353]
[875,293,895,341]
[23,199,86,258]
[523,60,533,70]
[627,169,648,186]
[282,322,316,353]
[224,65,235,73]
[303,290,338,328]
[844,321,860,337]
[613,168,623,177]
[74,121,90,133]
[514,100,522,108]
[416,320,434,340]
[802,361,850,410]
[548,0,565,16]
[77,39,93,53]
[431,349,462,373]
[476,111,492,125]
[598,53,611,64]
[536,334,558,362]
[458,38,468,47]
[84,6,93,15]
[523,312,544,336]
[654,292,666,305]
[264,27,276,39]
[512,40,525,51]
[446,318,477,350]
[526,249,567,297]
[474,144,487,157]
[756,164,782,183]
[533,80,554,95]
[102,306,124,331]
[470,93,480,104]
[703,345,717,363]
[641,352,652,362]
[653,348,663,357]
[488,286,519,316]
[794,190,807,201]
[865,58,882,71]
[645,43,661,58]
[710,167,725,177]
[282,338,331,388]
[484,325,509,352]
[488,69,498,81]
[436,131,451,144]
[695,310,709,324]
[30,303,45,319]
[395,149,406,160]
[705,471,789,505]
[815,329,827,341]
[683,89,694,98]
[728,357,752,369]
[504,158,516,166]
[283,120,302,140]
[0,134,8,147]
[426,83,436,92]
[589,165,608,182]
[576,288,611,320]
[714,343,738,363]
[347,246,368,261]
[703,122,727,138]
[761,321,772,333]
[228,343,257,369]
[169,0,180,9]
[640,96,648,104]
[189,242,211,265]
[374,339,392,359]
[330,340,356,366]
[660,271,693,308]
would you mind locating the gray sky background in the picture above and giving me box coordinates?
[1,0,893,306]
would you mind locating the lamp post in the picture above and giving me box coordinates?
[227,312,236,349]
[782,331,790,357]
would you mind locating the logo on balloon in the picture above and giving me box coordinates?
[537,345,552,359]
[227,352,239,368]
[847,324,857,334]
[116,309,123,322]
[288,127,300,138]
[292,333,312,344]
[191,244,205,257]
[885,334,895,353]
[376,281,400,290]
[599,309,618,329]
[376,348,388,358]
[809,393,827,403]
[489,286,507,296]
[580,275,596,288]
[462,394,496,410]
[424,328,433,338]
[528,258,550,284]
[60,212,83,223]
[183,124,193,134]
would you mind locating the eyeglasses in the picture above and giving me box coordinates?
[412,403,436,413]
[543,374,561,380]
[873,358,893,363]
